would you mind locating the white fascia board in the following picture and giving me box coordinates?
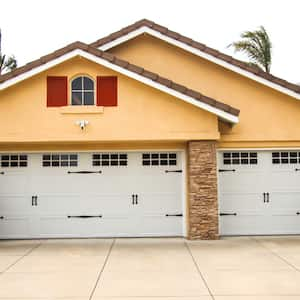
[0,50,80,91]
[99,26,300,101]
[0,48,238,124]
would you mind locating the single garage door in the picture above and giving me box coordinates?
[218,150,300,235]
[0,151,183,238]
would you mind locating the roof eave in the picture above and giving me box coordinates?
[0,47,239,124]
[93,23,300,101]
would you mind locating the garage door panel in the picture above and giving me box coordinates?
[35,195,82,214]
[0,196,31,214]
[269,192,300,211]
[135,175,181,194]
[136,215,182,236]
[219,170,265,193]
[137,193,181,214]
[38,215,137,238]
[267,215,300,234]
[36,194,132,216]
[220,215,267,235]
[0,178,28,194]
[70,173,130,193]
[37,216,82,238]
[33,175,84,194]
[220,192,265,212]
[269,170,300,190]
[77,195,132,215]
[0,216,32,238]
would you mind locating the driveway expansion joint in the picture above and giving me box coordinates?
[252,237,300,272]
[89,238,115,300]
[1,240,43,274]
[184,240,215,300]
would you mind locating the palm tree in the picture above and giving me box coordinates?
[228,26,272,73]
[0,29,17,75]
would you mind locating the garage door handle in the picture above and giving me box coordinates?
[263,192,270,203]
[295,169,300,171]
[0,216,4,220]
[31,195,38,206]
[220,213,237,216]
[0,171,4,175]
[67,171,102,174]
[218,169,236,172]
[132,194,138,205]
[165,170,182,173]
[296,212,300,215]
[67,215,102,218]
[165,214,183,217]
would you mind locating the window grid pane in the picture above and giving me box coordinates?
[223,152,258,165]
[92,153,128,167]
[0,154,28,168]
[272,152,300,164]
[42,154,78,167]
[142,153,177,166]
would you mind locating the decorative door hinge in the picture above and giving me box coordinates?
[219,213,237,216]
[165,213,183,217]
[67,215,102,218]
[68,171,102,174]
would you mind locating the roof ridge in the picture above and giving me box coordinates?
[89,19,300,95]
[0,41,239,118]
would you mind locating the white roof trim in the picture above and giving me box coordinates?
[99,26,300,100]
[0,49,238,124]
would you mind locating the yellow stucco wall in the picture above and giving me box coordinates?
[0,56,219,147]
[109,34,300,148]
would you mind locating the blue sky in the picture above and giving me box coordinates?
[1,0,299,83]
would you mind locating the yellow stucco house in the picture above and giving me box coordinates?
[0,19,300,239]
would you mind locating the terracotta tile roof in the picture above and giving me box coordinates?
[90,19,300,94]
[0,41,239,117]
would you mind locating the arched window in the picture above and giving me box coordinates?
[71,76,94,105]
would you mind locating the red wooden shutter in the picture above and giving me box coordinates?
[97,76,118,106]
[47,76,68,107]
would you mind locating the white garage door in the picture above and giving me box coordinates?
[218,150,300,235]
[0,151,183,238]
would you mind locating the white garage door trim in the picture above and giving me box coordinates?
[217,148,300,236]
[0,149,187,238]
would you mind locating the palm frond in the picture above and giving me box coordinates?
[4,55,17,70]
[0,29,17,75]
[229,26,272,73]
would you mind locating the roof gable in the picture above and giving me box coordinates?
[90,19,300,100]
[0,42,239,124]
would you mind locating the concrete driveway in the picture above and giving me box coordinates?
[0,237,300,299]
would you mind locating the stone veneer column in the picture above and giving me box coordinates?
[187,141,219,240]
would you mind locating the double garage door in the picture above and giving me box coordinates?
[0,151,183,238]
[219,150,300,235]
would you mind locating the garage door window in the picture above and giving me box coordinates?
[142,153,177,166]
[0,154,27,167]
[223,152,257,165]
[92,153,127,166]
[272,152,300,164]
[42,154,78,167]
